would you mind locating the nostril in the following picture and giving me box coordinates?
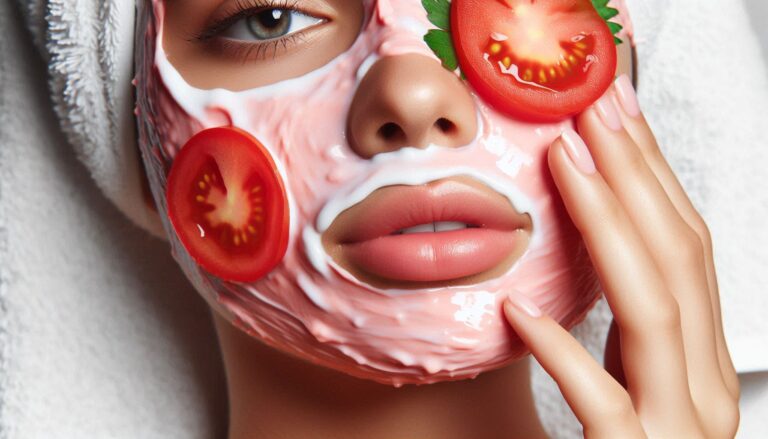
[435,118,457,135]
[377,122,406,142]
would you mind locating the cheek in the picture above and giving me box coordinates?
[477,102,571,202]
[245,88,363,221]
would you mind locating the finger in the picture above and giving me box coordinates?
[548,135,701,431]
[612,74,739,401]
[502,296,646,439]
[576,90,733,413]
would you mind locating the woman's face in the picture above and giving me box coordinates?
[136,0,614,386]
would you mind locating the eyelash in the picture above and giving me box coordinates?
[217,33,307,63]
[194,0,313,62]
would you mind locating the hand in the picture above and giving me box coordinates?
[503,75,740,438]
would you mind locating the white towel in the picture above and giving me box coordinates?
[1,5,226,439]
[12,0,164,237]
[2,0,766,438]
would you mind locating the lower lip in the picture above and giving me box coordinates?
[342,228,521,282]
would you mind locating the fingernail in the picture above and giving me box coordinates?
[593,91,623,131]
[560,129,597,175]
[614,74,641,117]
[505,294,543,319]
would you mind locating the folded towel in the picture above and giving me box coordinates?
[2,5,226,439]
[3,0,767,438]
[13,0,164,237]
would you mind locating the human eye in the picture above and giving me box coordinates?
[221,5,323,42]
[196,1,327,60]
[167,0,363,89]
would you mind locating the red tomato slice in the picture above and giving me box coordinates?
[451,0,617,121]
[166,127,289,283]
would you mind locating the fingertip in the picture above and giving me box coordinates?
[547,135,569,172]
[575,104,603,137]
[502,299,517,323]
[614,74,641,118]
[549,130,598,181]
[504,294,544,321]
[548,134,564,156]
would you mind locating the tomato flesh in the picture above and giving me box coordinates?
[452,0,617,121]
[166,127,289,283]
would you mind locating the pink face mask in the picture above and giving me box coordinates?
[135,0,613,386]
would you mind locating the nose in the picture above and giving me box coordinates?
[347,54,478,159]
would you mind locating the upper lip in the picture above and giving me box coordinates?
[327,177,532,244]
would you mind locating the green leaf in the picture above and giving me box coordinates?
[591,0,624,46]
[607,21,624,34]
[424,29,458,71]
[598,6,619,20]
[422,0,451,30]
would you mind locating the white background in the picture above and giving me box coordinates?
[733,2,767,437]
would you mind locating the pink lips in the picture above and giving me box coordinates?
[329,179,532,283]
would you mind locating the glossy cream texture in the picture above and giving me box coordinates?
[134,0,632,386]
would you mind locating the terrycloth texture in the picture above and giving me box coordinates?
[2,0,767,438]
[0,3,226,438]
[13,0,164,237]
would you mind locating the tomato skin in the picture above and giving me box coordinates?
[166,127,289,283]
[451,0,617,122]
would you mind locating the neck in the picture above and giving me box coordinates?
[214,314,547,439]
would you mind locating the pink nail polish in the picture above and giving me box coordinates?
[561,129,597,175]
[614,74,641,117]
[593,91,623,131]
[505,294,543,319]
